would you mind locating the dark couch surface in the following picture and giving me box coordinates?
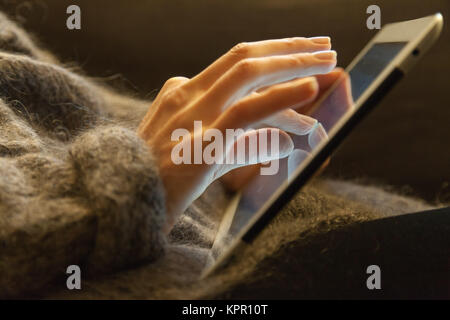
[1,0,448,202]
[222,207,450,299]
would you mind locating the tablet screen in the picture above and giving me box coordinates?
[207,41,406,266]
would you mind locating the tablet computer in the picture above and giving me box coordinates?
[202,13,444,278]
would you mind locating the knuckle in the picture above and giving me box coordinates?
[162,78,176,89]
[161,87,187,109]
[162,76,189,90]
[171,76,189,83]
[293,54,308,65]
[283,38,298,49]
[284,56,299,68]
[229,42,251,59]
[234,59,258,78]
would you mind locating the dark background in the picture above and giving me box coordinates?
[1,0,448,203]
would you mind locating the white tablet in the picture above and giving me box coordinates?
[202,13,444,278]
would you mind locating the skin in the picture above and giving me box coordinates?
[137,37,340,233]
[222,67,353,190]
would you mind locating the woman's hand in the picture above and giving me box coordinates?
[137,37,337,233]
[221,67,353,191]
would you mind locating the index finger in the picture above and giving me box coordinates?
[191,37,332,88]
[199,50,337,113]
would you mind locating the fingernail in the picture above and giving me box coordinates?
[308,122,328,149]
[299,114,318,129]
[310,36,331,45]
[291,112,318,136]
[314,50,337,60]
[279,135,295,158]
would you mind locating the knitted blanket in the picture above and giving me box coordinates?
[0,12,445,299]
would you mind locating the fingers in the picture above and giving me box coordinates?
[308,122,328,149]
[314,67,346,92]
[216,128,294,178]
[296,67,348,114]
[301,69,353,131]
[139,76,190,128]
[213,77,319,132]
[191,37,331,88]
[260,109,318,136]
[287,149,310,182]
[220,164,262,191]
[161,76,190,91]
[200,50,337,112]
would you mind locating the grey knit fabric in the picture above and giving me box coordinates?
[0,12,166,298]
[0,12,443,299]
[48,179,437,299]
